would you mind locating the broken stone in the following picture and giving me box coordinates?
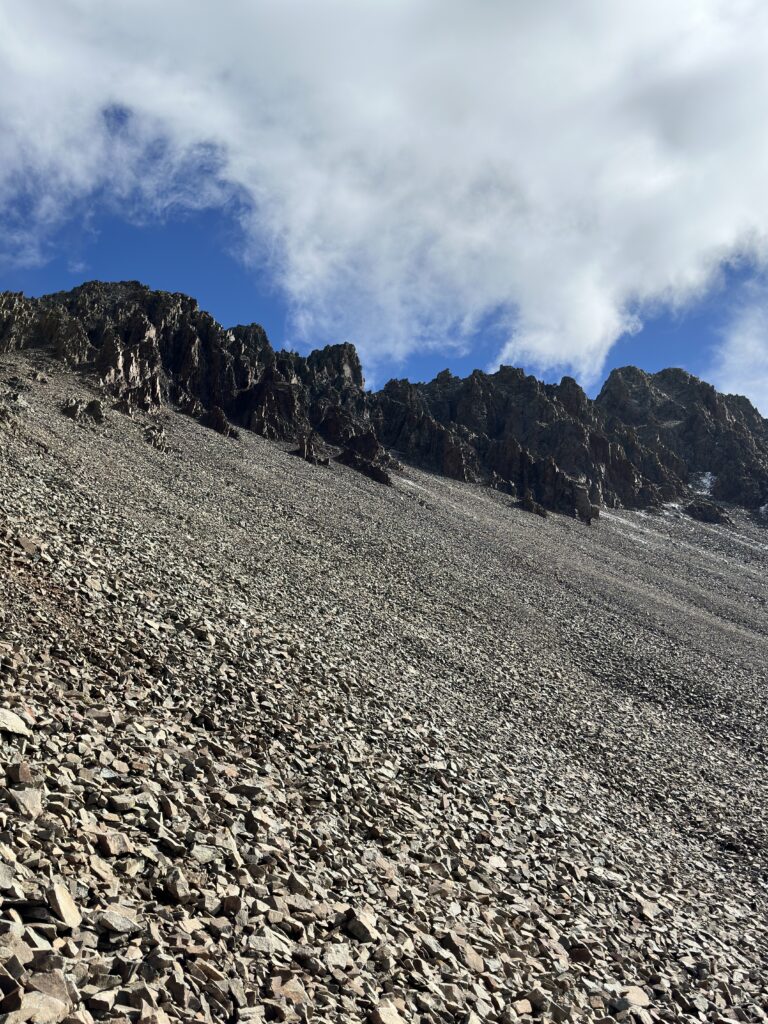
[8,788,42,819]
[620,986,651,1008]
[46,885,82,930]
[0,710,31,737]
[369,1004,405,1024]
[164,867,190,902]
[97,832,133,857]
[2,990,69,1023]
[345,908,379,944]
[97,910,142,936]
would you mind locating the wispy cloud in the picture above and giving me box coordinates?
[710,285,768,414]
[2,1,768,383]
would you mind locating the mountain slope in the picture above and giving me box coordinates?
[2,280,768,518]
[0,349,767,1022]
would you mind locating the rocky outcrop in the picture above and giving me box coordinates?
[596,366,768,508]
[2,280,767,518]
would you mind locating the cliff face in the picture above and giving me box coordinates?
[2,280,767,518]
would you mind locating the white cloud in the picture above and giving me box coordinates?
[710,290,768,414]
[2,0,768,384]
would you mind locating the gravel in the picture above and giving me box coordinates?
[0,352,767,1023]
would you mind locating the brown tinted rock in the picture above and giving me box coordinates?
[3,990,69,1023]
[370,1004,405,1024]
[620,986,650,1008]
[98,832,133,857]
[0,709,31,737]
[84,399,105,423]
[685,499,731,525]
[345,908,380,943]
[8,788,42,819]
[7,762,34,785]
[46,885,81,929]
[164,867,190,902]
[97,910,142,935]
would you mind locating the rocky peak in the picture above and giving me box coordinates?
[597,366,661,426]
[553,375,591,420]
[306,343,364,389]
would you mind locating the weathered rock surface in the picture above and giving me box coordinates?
[598,365,768,506]
[2,281,768,516]
[0,350,767,1021]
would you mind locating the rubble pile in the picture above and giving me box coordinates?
[0,353,767,1022]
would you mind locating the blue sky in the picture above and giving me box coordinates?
[0,202,749,396]
[2,2,768,408]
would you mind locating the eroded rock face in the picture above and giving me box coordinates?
[2,280,767,516]
[597,366,768,508]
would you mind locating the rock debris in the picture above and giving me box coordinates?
[0,351,767,1023]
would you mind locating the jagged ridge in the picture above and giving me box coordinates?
[2,280,767,516]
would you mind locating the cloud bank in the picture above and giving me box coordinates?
[2,0,768,383]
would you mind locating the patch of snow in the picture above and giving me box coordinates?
[692,471,716,495]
